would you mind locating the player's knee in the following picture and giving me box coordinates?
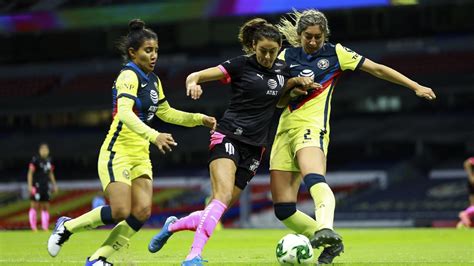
[303,173,326,190]
[131,205,151,222]
[111,206,130,221]
[274,202,297,221]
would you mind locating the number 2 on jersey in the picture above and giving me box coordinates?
[304,129,312,140]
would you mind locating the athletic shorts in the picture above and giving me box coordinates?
[30,183,50,202]
[270,126,329,172]
[209,132,264,190]
[98,150,153,190]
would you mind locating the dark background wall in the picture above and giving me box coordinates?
[0,0,473,181]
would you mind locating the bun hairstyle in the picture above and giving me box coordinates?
[129,19,145,32]
[117,19,158,62]
[238,18,282,55]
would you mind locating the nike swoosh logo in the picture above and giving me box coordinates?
[141,83,147,88]
[290,64,300,68]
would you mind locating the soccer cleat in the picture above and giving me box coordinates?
[310,228,342,249]
[148,216,178,253]
[47,216,72,257]
[85,256,113,266]
[181,255,208,266]
[317,241,344,264]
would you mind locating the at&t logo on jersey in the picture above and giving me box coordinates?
[317,59,330,70]
[267,79,277,90]
[150,90,158,104]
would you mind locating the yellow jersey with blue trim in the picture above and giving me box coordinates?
[276,43,365,134]
[100,62,162,155]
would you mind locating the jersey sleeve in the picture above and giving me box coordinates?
[217,56,246,84]
[29,157,36,171]
[335,43,365,71]
[116,70,139,100]
[155,78,204,127]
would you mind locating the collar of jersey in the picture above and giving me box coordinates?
[125,61,150,82]
[250,54,278,71]
[303,43,327,60]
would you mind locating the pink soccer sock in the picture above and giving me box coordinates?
[41,210,50,230]
[169,211,202,232]
[464,205,474,216]
[186,199,227,260]
[29,208,37,231]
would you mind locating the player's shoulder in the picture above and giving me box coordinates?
[118,69,139,80]
[320,42,338,55]
[282,46,300,57]
[223,54,248,65]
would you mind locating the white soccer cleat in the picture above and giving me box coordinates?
[47,216,72,257]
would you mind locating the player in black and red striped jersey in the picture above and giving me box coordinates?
[27,143,58,231]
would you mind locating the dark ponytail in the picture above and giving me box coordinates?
[117,19,157,62]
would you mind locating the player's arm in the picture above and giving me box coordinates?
[277,77,321,108]
[116,70,177,153]
[156,79,216,131]
[464,159,474,183]
[359,59,436,101]
[49,166,58,193]
[27,162,35,193]
[186,67,225,100]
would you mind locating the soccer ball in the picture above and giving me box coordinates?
[276,233,314,265]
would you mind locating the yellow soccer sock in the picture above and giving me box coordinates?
[282,210,319,238]
[64,206,114,233]
[309,182,335,230]
[89,215,143,261]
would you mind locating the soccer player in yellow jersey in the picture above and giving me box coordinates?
[47,19,216,266]
[271,9,437,264]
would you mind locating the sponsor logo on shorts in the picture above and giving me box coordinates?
[225,142,235,155]
[122,169,130,180]
[249,159,260,172]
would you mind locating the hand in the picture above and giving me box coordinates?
[153,133,178,154]
[296,77,322,89]
[414,85,436,101]
[186,83,203,100]
[202,115,217,133]
[290,83,322,97]
[52,184,58,194]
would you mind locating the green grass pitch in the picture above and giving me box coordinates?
[0,228,473,265]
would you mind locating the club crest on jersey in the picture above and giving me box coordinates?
[317,59,330,70]
[299,69,314,79]
[150,90,158,104]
